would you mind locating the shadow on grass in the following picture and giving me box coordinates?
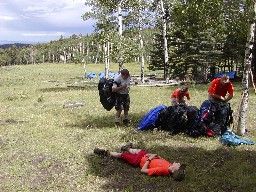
[39,85,98,93]
[86,145,256,192]
[64,112,146,130]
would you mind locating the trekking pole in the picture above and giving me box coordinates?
[249,70,256,95]
[231,91,244,131]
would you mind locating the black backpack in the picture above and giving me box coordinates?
[188,100,233,137]
[98,78,119,111]
[185,106,199,132]
[158,104,189,134]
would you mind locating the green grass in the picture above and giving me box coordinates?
[0,63,256,192]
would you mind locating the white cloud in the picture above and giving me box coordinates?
[0,15,15,20]
[0,0,94,43]
[20,14,30,19]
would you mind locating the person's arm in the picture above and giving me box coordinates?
[224,83,234,102]
[186,92,190,106]
[210,94,225,101]
[173,99,179,105]
[141,154,157,174]
[224,94,233,102]
[112,84,127,92]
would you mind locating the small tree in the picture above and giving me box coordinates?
[237,1,256,135]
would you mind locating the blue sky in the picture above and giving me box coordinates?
[0,0,94,44]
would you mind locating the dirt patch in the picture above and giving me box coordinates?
[0,119,27,125]
[29,154,68,189]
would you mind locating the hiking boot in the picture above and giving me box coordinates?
[94,148,109,156]
[121,142,133,152]
[115,122,120,127]
[123,119,130,126]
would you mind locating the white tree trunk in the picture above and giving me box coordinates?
[160,0,168,79]
[117,0,124,71]
[104,42,110,79]
[237,3,256,135]
[139,0,145,83]
[63,50,67,64]
[82,42,85,54]
[140,36,145,83]
[94,43,99,64]
[117,1,122,36]
[107,41,110,70]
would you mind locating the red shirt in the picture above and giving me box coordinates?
[171,88,190,100]
[139,156,172,176]
[208,78,234,97]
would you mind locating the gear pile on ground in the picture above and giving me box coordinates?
[188,100,233,137]
[137,101,233,137]
[158,104,193,134]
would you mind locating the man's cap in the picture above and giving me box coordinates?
[121,69,129,76]
[172,164,186,181]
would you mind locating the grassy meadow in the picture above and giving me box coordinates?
[0,63,256,192]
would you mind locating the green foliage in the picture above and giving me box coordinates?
[0,0,254,82]
[148,31,165,71]
[148,0,251,81]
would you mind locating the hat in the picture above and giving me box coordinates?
[172,164,186,181]
[121,69,129,76]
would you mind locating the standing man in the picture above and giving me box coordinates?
[112,69,131,126]
[170,86,190,106]
[208,74,234,103]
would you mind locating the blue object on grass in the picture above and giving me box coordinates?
[98,72,118,79]
[87,73,96,79]
[99,72,105,78]
[109,72,117,78]
[137,105,167,131]
[220,130,255,146]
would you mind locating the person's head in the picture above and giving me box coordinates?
[180,86,188,93]
[169,163,186,181]
[220,74,230,85]
[120,69,130,79]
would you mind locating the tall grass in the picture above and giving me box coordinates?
[0,63,255,192]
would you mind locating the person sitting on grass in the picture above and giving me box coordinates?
[93,142,186,181]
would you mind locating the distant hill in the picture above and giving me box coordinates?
[0,43,32,49]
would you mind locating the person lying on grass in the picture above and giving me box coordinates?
[94,142,186,181]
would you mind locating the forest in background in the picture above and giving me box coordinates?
[0,0,255,83]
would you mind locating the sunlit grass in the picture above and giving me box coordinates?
[0,63,255,191]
